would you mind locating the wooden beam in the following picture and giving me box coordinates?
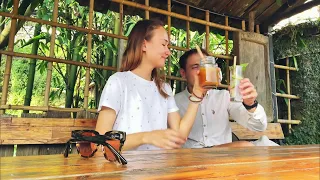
[249,11,255,32]
[264,0,320,27]
[110,0,243,32]
[145,0,149,19]
[256,24,260,34]
[241,20,246,31]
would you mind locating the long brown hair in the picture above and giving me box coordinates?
[120,19,169,98]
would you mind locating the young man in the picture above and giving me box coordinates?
[175,49,270,148]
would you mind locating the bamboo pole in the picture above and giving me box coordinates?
[286,57,292,132]
[167,0,171,77]
[256,24,260,33]
[169,45,233,60]
[249,11,255,32]
[117,3,124,71]
[242,20,246,31]
[83,0,94,111]
[274,64,297,71]
[0,12,129,40]
[205,10,209,52]
[44,0,59,107]
[277,119,301,125]
[225,16,230,84]
[0,50,117,71]
[0,0,18,115]
[145,0,149,19]
[0,11,235,60]
[275,93,299,99]
[186,5,190,49]
[110,0,242,32]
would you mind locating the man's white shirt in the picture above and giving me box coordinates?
[174,89,267,148]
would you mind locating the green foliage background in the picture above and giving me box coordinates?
[273,19,320,144]
[0,0,232,116]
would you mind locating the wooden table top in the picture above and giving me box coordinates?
[1,145,319,180]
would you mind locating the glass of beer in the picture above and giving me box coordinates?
[229,65,243,101]
[199,56,221,89]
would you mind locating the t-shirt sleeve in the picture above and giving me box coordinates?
[164,83,179,113]
[97,75,122,114]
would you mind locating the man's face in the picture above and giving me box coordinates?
[180,53,201,88]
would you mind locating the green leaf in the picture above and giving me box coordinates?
[239,63,249,72]
[292,56,299,71]
[297,35,307,48]
[278,89,289,106]
[20,33,49,48]
[125,23,136,37]
[276,0,282,6]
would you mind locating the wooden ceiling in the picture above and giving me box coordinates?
[76,0,319,34]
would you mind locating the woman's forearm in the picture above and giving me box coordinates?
[121,132,149,151]
[179,102,200,138]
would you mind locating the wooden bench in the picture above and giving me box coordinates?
[0,117,284,157]
[230,122,284,141]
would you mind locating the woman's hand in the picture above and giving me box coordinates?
[143,129,186,149]
[192,70,207,98]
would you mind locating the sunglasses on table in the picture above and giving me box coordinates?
[63,130,127,165]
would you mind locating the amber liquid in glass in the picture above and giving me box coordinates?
[199,66,220,88]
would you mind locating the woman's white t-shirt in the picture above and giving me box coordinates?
[98,71,179,150]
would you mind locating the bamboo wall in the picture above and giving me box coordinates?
[274,56,301,131]
[0,0,248,116]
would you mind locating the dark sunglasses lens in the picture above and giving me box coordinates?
[103,140,121,162]
[76,132,97,158]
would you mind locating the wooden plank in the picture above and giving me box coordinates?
[15,144,66,156]
[231,122,284,139]
[11,118,75,127]
[0,126,53,140]
[0,117,12,125]
[74,118,97,127]
[0,145,318,179]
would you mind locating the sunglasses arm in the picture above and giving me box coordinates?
[103,142,127,165]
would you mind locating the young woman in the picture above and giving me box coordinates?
[95,19,205,151]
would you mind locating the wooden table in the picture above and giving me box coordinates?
[1,145,319,179]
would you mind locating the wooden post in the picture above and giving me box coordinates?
[44,0,59,108]
[249,11,255,32]
[145,0,149,19]
[256,24,260,34]
[205,10,209,52]
[186,5,190,49]
[286,57,292,132]
[83,0,94,112]
[167,0,171,77]
[117,3,124,71]
[242,20,246,31]
[225,16,230,84]
[0,0,18,115]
